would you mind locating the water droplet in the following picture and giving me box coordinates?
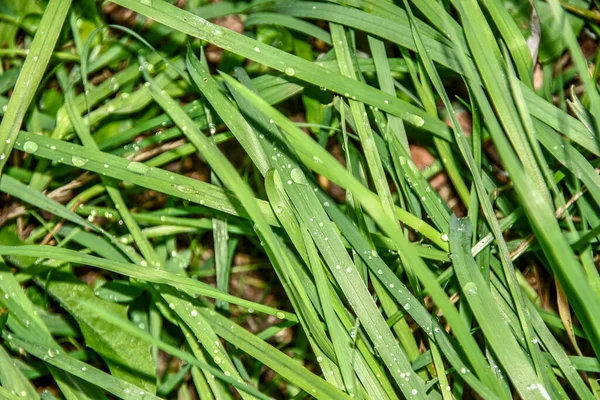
[440,233,449,242]
[141,0,153,5]
[463,282,478,296]
[290,168,304,184]
[191,309,198,317]
[23,141,38,154]
[47,348,59,358]
[126,161,150,175]
[284,67,296,76]
[173,184,196,194]
[276,312,285,319]
[71,155,88,167]
[411,115,425,127]
[254,47,260,52]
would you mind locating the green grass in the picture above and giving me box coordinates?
[0,0,599,398]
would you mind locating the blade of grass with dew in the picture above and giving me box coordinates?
[225,88,429,398]
[489,275,594,399]
[330,24,407,228]
[13,131,280,226]
[269,165,384,397]
[2,332,164,400]
[155,283,349,400]
[0,0,72,175]
[182,325,234,400]
[449,216,547,399]
[264,169,396,398]
[0,344,39,399]
[29,59,179,191]
[335,100,450,233]
[331,23,423,295]
[199,307,353,400]
[0,386,22,400]
[0,246,295,321]
[150,285,258,399]
[267,1,463,74]
[343,129,424,380]
[299,223,359,397]
[230,85,467,398]
[63,70,161,270]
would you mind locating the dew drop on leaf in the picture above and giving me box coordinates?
[23,141,38,154]
[463,282,478,297]
[71,155,88,167]
[127,161,150,175]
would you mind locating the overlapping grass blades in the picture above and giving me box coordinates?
[0,0,598,398]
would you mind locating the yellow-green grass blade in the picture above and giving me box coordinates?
[0,0,72,175]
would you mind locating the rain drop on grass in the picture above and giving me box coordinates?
[141,0,153,5]
[463,282,478,297]
[173,184,196,194]
[47,348,59,358]
[71,155,88,167]
[290,168,304,184]
[126,161,150,175]
[23,141,38,154]
[284,67,296,77]
[411,115,425,127]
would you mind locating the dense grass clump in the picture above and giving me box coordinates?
[0,0,599,398]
